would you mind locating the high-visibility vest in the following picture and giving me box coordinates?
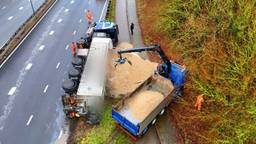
[70,43,77,54]
[86,11,93,22]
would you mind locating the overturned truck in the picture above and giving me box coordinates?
[61,21,118,124]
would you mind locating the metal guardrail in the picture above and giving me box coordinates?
[0,0,57,66]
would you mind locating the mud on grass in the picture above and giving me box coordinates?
[67,118,93,144]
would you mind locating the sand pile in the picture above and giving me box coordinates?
[122,91,164,122]
[107,52,158,98]
[106,43,158,98]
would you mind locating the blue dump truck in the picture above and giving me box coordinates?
[112,45,186,137]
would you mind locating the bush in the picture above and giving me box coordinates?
[155,0,256,143]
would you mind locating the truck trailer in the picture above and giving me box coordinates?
[61,21,118,124]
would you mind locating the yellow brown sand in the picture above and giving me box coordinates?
[126,90,164,121]
[107,43,158,98]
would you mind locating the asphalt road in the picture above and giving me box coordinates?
[0,0,46,49]
[0,0,106,143]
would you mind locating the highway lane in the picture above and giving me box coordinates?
[0,0,46,48]
[0,0,106,143]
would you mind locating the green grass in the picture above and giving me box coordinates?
[155,0,256,143]
[78,105,131,144]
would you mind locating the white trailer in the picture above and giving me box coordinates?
[76,37,113,121]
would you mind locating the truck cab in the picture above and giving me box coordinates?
[94,21,119,46]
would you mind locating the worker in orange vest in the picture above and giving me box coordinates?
[194,94,204,111]
[86,10,93,25]
[70,42,77,57]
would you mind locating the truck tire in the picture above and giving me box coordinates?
[151,118,157,125]
[160,108,165,116]
[68,67,81,80]
[142,127,148,135]
[62,79,78,94]
[72,57,84,67]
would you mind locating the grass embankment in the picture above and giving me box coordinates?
[106,0,116,22]
[138,0,256,143]
[78,105,131,144]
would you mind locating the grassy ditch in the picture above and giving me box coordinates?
[78,104,131,144]
[137,0,256,143]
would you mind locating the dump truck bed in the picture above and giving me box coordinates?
[112,75,174,135]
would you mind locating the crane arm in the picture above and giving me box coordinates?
[117,44,171,73]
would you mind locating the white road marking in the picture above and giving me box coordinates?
[70,0,74,4]
[58,130,63,139]
[79,19,82,23]
[64,9,69,12]
[56,62,60,69]
[8,87,16,96]
[49,30,55,35]
[8,16,13,20]
[19,6,24,10]
[99,0,108,21]
[65,44,69,50]
[0,0,59,131]
[25,63,33,70]
[39,45,45,51]
[73,30,77,35]
[43,85,49,93]
[26,115,33,126]
[57,18,62,23]
[2,6,6,10]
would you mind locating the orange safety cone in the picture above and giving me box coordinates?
[194,94,204,111]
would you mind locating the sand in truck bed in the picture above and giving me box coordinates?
[107,43,158,98]
[118,75,174,124]
[120,91,164,124]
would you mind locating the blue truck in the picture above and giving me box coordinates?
[112,44,186,137]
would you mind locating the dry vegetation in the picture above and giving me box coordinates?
[137,0,256,143]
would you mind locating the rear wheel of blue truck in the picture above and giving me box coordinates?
[142,127,148,136]
[151,118,157,125]
[160,108,165,115]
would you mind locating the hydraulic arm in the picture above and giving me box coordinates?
[117,44,171,78]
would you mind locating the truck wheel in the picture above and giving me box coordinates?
[72,57,84,66]
[62,79,78,94]
[151,118,157,125]
[142,127,148,135]
[160,108,165,115]
[68,67,81,80]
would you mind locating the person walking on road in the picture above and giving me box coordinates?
[130,22,134,35]
[70,42,77,57]
[86,10,93,25]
